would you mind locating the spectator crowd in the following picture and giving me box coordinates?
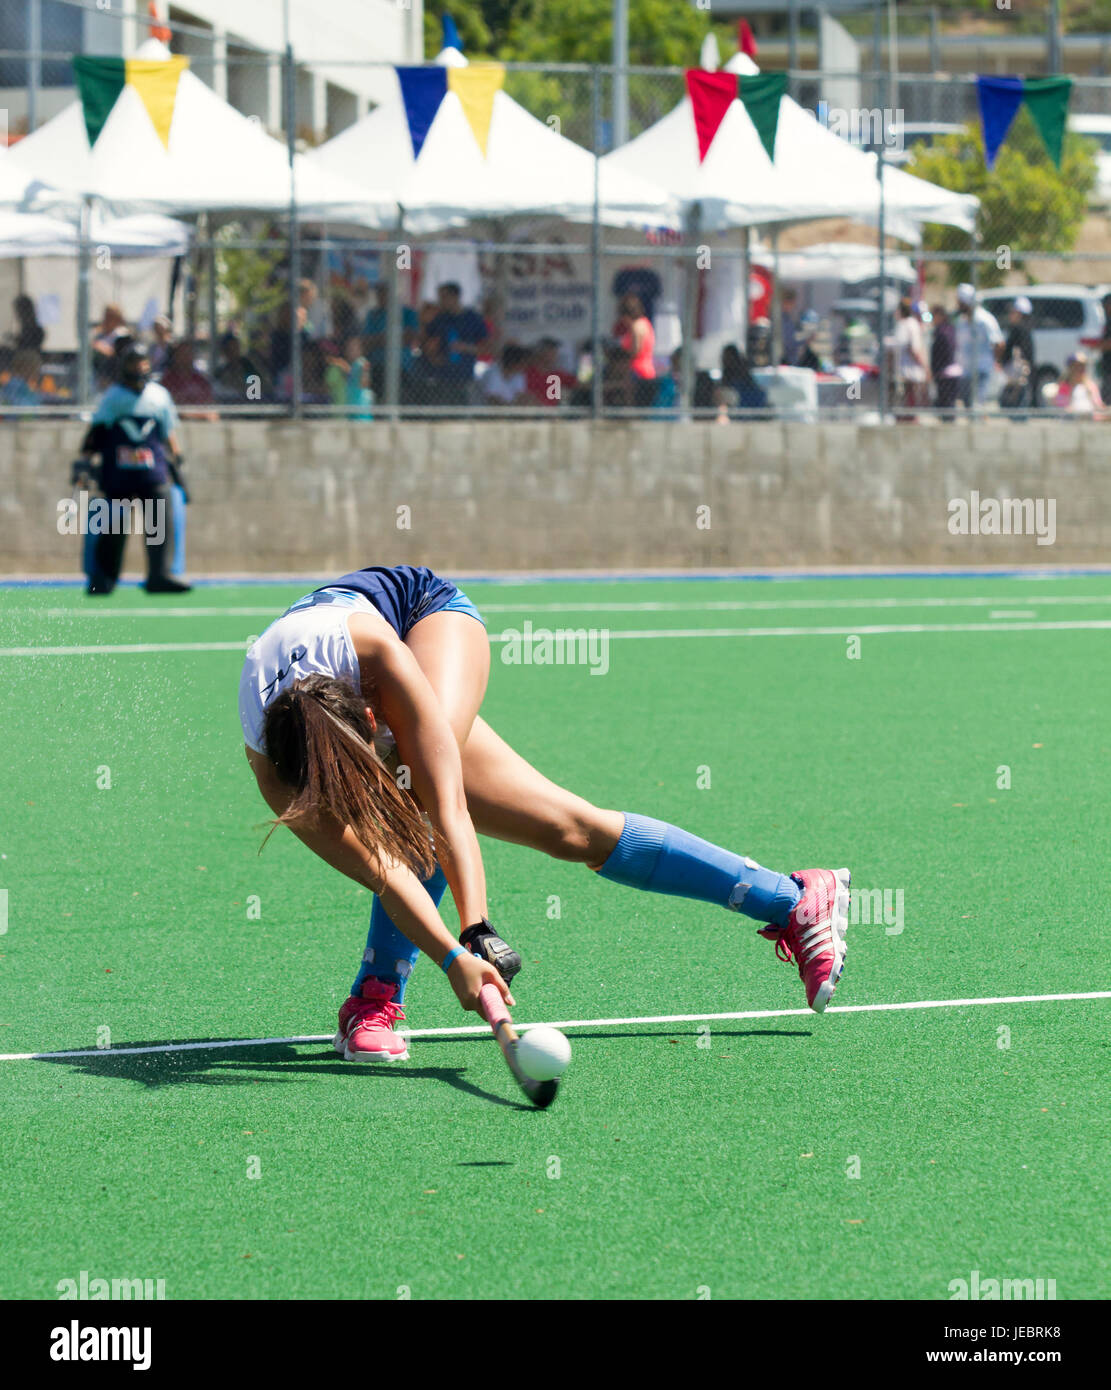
[5,275,1111,420]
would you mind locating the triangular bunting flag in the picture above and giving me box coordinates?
[685,69,737,164]
[976,75,1024,169]
[397,66,448,161]
[73,55,127,150]
[125,56,187,149]
[448,64,505,158]
[739,20,759,59]
[442,14,463,54]
[1022,75,1072,168]
[739,72,787,163]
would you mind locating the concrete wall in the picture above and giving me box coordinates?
[3,419,1110,575]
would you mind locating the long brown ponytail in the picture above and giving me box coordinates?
[260,673,434,879]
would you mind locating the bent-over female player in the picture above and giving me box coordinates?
[240,565,850,1061]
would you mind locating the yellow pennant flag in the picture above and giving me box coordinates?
[447,64,505,157]
[125,56,188,149]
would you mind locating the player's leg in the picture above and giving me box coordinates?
[90,500,128,596]
[142,483,191,594]
[461,717,850,1012]
[336,608,497,1061]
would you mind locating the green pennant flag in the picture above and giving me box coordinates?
[73,55,127,150]
[739,71,787,163]
[1021,75,1072,168]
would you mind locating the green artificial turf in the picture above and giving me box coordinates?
[1,574,1108,1299]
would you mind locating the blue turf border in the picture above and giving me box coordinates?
[5,566,1111,590]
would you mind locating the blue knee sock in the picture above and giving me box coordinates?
[351,864,448,1003]
[596,813,800,927]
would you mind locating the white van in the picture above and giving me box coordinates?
[978,285,1106,398]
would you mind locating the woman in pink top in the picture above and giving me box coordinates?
[615,293,655,379]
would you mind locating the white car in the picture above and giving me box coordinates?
[1068,115,1111,204]
[978,285,1106,397]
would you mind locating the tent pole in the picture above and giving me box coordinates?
[384,211,404,422]
[681,202,700,418]
[492,217,509,365]
[771,225,782,366]
[76,196,93,409]
[741,225,751,351]
[204,213,218,372]
[591,63,603,420]
[285,42,302,419]
[969,225,979,421]
[876,86,888,423]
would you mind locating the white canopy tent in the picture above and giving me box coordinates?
[7,40,394,225]
[0,146,72,215]
[602,52,977,239]
[308,56,678,232]
[0,209,190,259]
[751,242,916,285]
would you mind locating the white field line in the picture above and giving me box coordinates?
[6,619,1111,657]
[38,594,1111,620]
[0,989,1106,1062]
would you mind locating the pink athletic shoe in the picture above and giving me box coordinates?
[758,867,851,1013]
[333,978,409,1062]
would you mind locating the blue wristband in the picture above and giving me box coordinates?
[441,945,465,973]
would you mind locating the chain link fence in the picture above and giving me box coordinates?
[5,3,1111,421]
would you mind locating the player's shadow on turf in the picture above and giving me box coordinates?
[36,1043,534,1109]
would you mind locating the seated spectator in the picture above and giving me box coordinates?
[482,345,532,405]
[147,315,174,374]
[747,317,773,368]
[796,310,824,372]
[525,337,577,406]
[161,340,216,414]
[214,332,266,402]
[602,345,634,408]
[1055,352,1104,415]
[301,278,329,340]
[268,299,309,380]
[930,303,960,417]
[0,348,42,407]
[344,352,374,421]
[323,336,373,418]
[12,294,45,353]
[92,304,130,384]
[654,348,682,412]
[420,282,491,403]
[300,341,333,405]
[720,344,767,409]
[613,293,655,380]
[362,283,419,398]
[329,291,359,353]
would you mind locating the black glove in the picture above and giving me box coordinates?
[70,459,94,488]
[460,918,523,984]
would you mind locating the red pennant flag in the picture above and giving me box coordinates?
[739,20,759,59]
[686,69,738,163]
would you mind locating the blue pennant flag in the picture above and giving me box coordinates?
[977,75,1025,169]
[396,66,448,161]
[442,15,463,54]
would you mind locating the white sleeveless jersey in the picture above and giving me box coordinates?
[238,592,392,755]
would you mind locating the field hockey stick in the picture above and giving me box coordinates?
[479,982,559,1110]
